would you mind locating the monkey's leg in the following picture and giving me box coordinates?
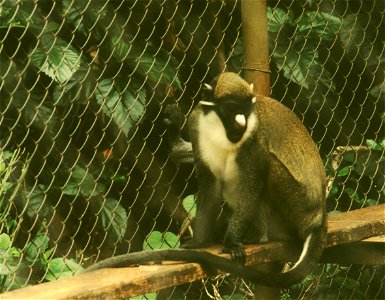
[251,199,269,244]
[183,164,221,248]
[222,206,254,263]
[222,183,267,263]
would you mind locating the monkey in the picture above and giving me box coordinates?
[84,72,327,288]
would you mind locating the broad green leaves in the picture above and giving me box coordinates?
[182,195,196,218]
[45,258,83,281]
[0,233,21,277]
[143,231,180,250]
[61,166,128,242]
[0,230,83,290]
[268,7,293,33]
[98,198,128,242]
[141,195,196,251]
[31,34,81,84]
[95,79,146,136]
[327,139,385,209]
[25,233,50,263]
[131,53,182,91]
[62,165,105,198]
[298,12,341,42]
[269,8,341,90]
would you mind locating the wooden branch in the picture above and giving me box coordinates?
[322,238,385,265]
[2,204,385,300]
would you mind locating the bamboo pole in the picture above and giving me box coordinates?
[241,0,270,97]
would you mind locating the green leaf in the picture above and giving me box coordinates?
[143,231,162,250]
[43,247,55,261]
[52,64,95,106]
[1,274,28,291]
[267,7,294,33]
[344,188,360,204]
[0,233,11,251]
[342,152,356,163]
[297,12,341,42]
[143,231,180,250]
[340,14,364,54]
[182,195,196,217]
[99,198,127,242]
[0,237,20,276]
[0,261,18,276]
[112,36,130,61]
[366,139,382,151]
[369,82,385,98]
[0,6,27,29]
[112,175,128,184]
[31,34,81,84]
[95,78,146,137]
[273,45,320,89]
[329,185,339,197]
[163,232,180,248]
[25,234,49,262]
[62,165,105,198]
[129,292,157,300]
[337,166,351,177]
[23,101,60,135]
[60,0,107,36]
[380,139,385,149]
[131,52,182,90]
[364,199,377,207]
[26,184,50,218]
[44,258,83,281]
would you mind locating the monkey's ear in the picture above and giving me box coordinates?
[203,83,213,91]
[200,100,216,106]
[201,83,214,104]
[252,96,256,104]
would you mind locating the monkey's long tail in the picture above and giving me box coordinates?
[84,227,325,288]
[238,225,327,287]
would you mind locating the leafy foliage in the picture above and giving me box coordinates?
[326,138,385,212]
[182,194,196,218]
[143,231,180,250]
[0,151,83,291]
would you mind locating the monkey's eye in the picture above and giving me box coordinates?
[221,102,240,112]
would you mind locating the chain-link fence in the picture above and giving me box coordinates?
[0,0,384,299]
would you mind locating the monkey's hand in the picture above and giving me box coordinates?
[164,105,194,164]
[220,242,246,264]
[163,104,184,141]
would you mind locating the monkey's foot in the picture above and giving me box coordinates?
[220,243,245,264]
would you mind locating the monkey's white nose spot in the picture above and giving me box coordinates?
[235,114,246,127]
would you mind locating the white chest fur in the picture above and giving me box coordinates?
[197,110,257,207]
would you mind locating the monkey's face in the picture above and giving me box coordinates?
[201,95,254,143]
[200,72,256,143]
[216,96,254,143]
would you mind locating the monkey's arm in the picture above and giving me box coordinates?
[164,104,194,164]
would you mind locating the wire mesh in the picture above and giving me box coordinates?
[0,0,384,298]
